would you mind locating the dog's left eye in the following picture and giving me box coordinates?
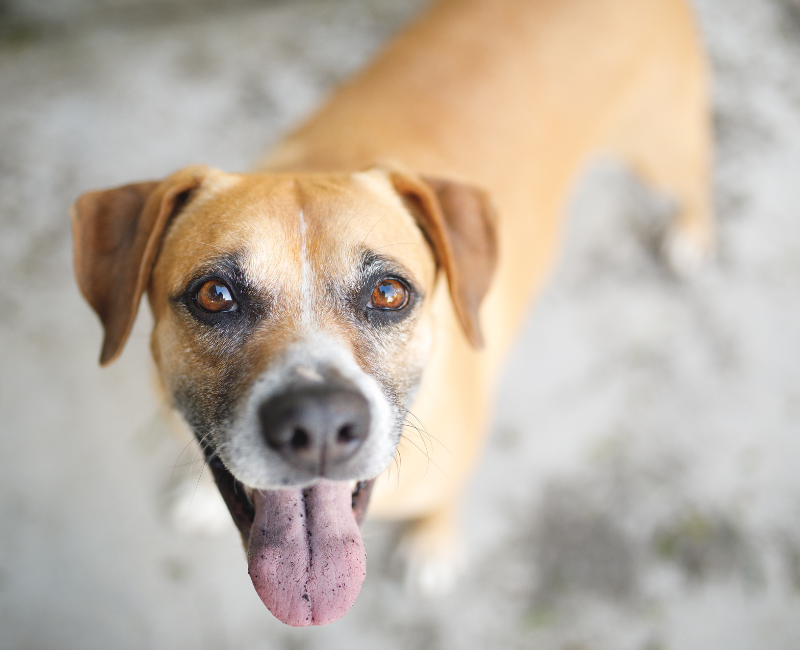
[369,278,408,310]
[195,279,238,313]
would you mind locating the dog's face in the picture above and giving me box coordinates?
[71,164,496,626]
[148,169,436,489]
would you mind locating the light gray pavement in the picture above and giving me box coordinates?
[1,1,800,648]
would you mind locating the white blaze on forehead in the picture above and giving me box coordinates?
[236,204,316,323]
[298,208,313,326]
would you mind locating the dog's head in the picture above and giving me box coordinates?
[71,164,497,626]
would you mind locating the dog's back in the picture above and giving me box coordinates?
[264,0,713,354]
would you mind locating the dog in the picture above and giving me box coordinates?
[71,0,713,628]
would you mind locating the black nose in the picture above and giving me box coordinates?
[258,385,371,474]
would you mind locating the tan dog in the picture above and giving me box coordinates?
[71,0,713,628]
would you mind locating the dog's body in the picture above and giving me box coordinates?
[72,0,712,627]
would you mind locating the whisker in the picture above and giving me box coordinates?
[402,409,455,458]
[399,434,432,478]
[189,460,207,507]
[360,215,385,246]
[385,448,403,489]
[403,421,430,458]
[399,433,446,478]
[171,429,214,478]
[402,409,432,437]
[172,431,207,467]
[188,431,213,471]
[170,459,208,469]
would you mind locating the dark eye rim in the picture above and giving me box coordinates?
[193,277,239,313]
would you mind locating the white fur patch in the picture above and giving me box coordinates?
[219,333,397,489]
[298,208,313,325]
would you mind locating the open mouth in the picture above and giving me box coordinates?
[205,452,375,626]
[205,455,375,539]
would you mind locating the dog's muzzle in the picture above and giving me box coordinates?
[220,335,397,489]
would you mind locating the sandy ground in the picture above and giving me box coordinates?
[2,0,800,648]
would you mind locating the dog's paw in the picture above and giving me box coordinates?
[396,516,466,599]
[403,546,466,599]
[163,472,231,536]
[661,222,715,278]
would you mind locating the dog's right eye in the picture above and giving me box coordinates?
[195,279,238,313]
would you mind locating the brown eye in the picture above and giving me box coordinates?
[195,279,237,313]
[370,278,408,310]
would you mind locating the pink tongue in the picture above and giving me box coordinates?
[247,481,366,627]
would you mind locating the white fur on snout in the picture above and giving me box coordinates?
[219,334,397,489]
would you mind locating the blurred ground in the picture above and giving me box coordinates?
[1,0,800,648]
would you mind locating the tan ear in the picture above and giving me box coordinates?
[71,166,208,365]
[385,167,498,348]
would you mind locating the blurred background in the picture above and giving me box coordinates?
[2,0,800,648]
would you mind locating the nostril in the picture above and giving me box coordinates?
[290,428,309,449]
[337,424,356,443]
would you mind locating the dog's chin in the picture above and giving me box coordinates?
[205,454,374,627]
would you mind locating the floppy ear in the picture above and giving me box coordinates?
[385,167,498,348]
[71,166,207,366]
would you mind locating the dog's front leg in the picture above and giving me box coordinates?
[397,500,466,598]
